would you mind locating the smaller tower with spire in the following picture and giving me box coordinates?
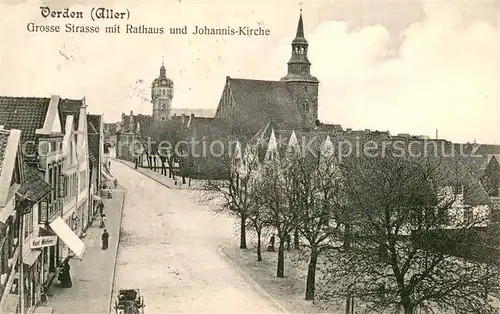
[281,8,320,130]
[151,59,174,121]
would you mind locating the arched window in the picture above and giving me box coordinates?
[303,102,309,112]
[162,89,165,95]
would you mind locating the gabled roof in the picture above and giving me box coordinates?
[58,98,82,132]
[87,121,98,134]
[87,114,102,134]
[87,133,100,167]
[135,114,154,135]
[0,130,9,175]
[17,164,52,203]
[104,123,117,134]
[453,143,500,178]
[246,126,490,207]
[0,97,51,162]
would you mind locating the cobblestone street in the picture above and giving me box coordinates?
[113,160,283,313]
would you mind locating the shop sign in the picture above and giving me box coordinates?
[30,236,58,249]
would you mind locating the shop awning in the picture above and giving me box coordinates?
[23,249,41,266]
[49,217,86,259]
[93,194,102,201]
[101,170,114,181]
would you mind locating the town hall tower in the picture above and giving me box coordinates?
[151,60,174,121]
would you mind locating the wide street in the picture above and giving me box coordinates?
[112,161,282,313]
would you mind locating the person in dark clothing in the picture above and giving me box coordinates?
[59,260,72,288]
[267,234,276,252]
[100,213,106,228]
[102,229,109,250]
[114,178,118,189]
[98,201,104,216]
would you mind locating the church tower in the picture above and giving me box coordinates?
[151,60,174,121]
[281,9,320,129]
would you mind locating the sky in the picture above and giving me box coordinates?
[0,0,498,144]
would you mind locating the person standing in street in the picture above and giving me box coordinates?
[102,229,109,250]
[98,201,104,216]
[114,178,118,189]
[100,213,106,228]
[59,260,72,288]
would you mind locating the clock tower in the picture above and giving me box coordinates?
[151,60,174,121]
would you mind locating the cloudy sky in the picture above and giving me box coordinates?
[0,0,498,143]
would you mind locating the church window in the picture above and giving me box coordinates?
[304,86,308,92]
[162,89,165,95]
[303,102,309,112]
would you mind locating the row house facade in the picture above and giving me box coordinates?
[0,128,52,313]
[115,111,153,164]
[0,95,91,313]
[87,114,105,217]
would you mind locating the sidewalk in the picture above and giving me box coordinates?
[115,159,223,211]
[47,187,126,314]
[115,159,205,190]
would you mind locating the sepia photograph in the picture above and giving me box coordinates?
[0,0,499,313]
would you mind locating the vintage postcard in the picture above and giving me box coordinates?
[0,0,499,313]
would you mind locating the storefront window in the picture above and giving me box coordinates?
[24,209,33,239]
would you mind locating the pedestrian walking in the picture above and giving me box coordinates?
[102,229,109,250]
[100,213,106,228]
[113,178,118,189]
[98,201,104,216]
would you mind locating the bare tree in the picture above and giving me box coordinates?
[205,142,259,249]
[143,120,184,178]
[318,148,500,314]
[247,169,273,262]
[287,148,346,300]
[259,158,297,278]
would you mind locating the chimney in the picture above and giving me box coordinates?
[435,129,438,139]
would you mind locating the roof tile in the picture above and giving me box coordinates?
[0,97,50,162]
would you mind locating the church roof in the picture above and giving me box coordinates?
[224,77,304,137]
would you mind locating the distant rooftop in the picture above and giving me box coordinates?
[170,108,215,118]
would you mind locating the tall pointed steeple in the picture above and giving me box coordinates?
[281,9,318,83]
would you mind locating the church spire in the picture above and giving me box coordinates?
[295,8,304,39]
[281,8,318,83]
